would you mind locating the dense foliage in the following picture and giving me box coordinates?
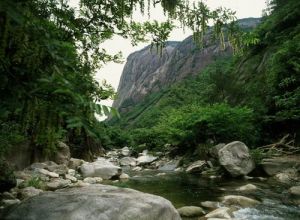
[109,0,300,153]
[1,0,246,160]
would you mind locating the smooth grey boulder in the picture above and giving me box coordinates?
[218,141,255,177]
[261,156,300,176]
[80,158,122,179]
[2,184,181,220]
[158,160,180,171]
[177,206,205,217]
[119,157,137,166]
[136,155,158,165]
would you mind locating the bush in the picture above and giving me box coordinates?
[151,103,259,149]
[25,176,43,189]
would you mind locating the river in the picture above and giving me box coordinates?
[110,170,300,220]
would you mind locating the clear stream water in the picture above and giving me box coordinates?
[110,170,300,220]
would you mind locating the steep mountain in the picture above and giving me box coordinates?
[113,18,261,113]
[107,1,300,151]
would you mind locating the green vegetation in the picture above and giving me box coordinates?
[109,0,300,155]
[0,0,299,163]
[25,176,43,189]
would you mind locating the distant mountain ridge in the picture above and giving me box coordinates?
[113,18,261,112]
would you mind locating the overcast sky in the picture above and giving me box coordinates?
[69,0,267,107]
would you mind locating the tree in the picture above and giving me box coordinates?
[0,0,250,157]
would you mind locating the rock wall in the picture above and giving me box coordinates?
[113,18,261,113]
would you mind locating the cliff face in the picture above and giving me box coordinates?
[113,18,261,112]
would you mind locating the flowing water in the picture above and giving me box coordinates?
[110,170,300,220]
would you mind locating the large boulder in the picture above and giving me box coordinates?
[218,141,255,177]
[119,157,137,166]
[261,155,300,176]
[80,158,121,179]
[158,160,180,171]
[2,184,181,220]
[136,155,158,166]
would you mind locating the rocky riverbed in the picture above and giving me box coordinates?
[1,141,300,219]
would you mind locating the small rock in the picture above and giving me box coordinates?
[65,174,77,183]
[119,173,130,179]
[2,192,15,200]
[209,175,221,179]
[2,199,20,207]
[16,179,24,188]
[289,186,300,196]
[71,180,90,188]
[177,206,205,217]
[136,155,158,165]
[119,157,137,167]
[200,201,221,210]
[186,160,207,173]
[37,169,59,178]
[236,184,257,192]
[221,195,260,208]
[132,166,142,171]
[30,163,47,170]
[244,176,254,180]
[44,161,58,167]
[275,169,298,183]
[205,207,231,219]
[80,158,122,179]
[156,173,166,176]
[83,177,103,184]
[257,177,267,181]
[121,147,130,156]
[68,158,84,170]
[112,180,119,183]
[68,169,76,176]
[18,187,43,200]
[46,164,68,175]
[46,179,71,190]
[174,167,182,172]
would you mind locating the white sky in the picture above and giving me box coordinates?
[69,0,267,108]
